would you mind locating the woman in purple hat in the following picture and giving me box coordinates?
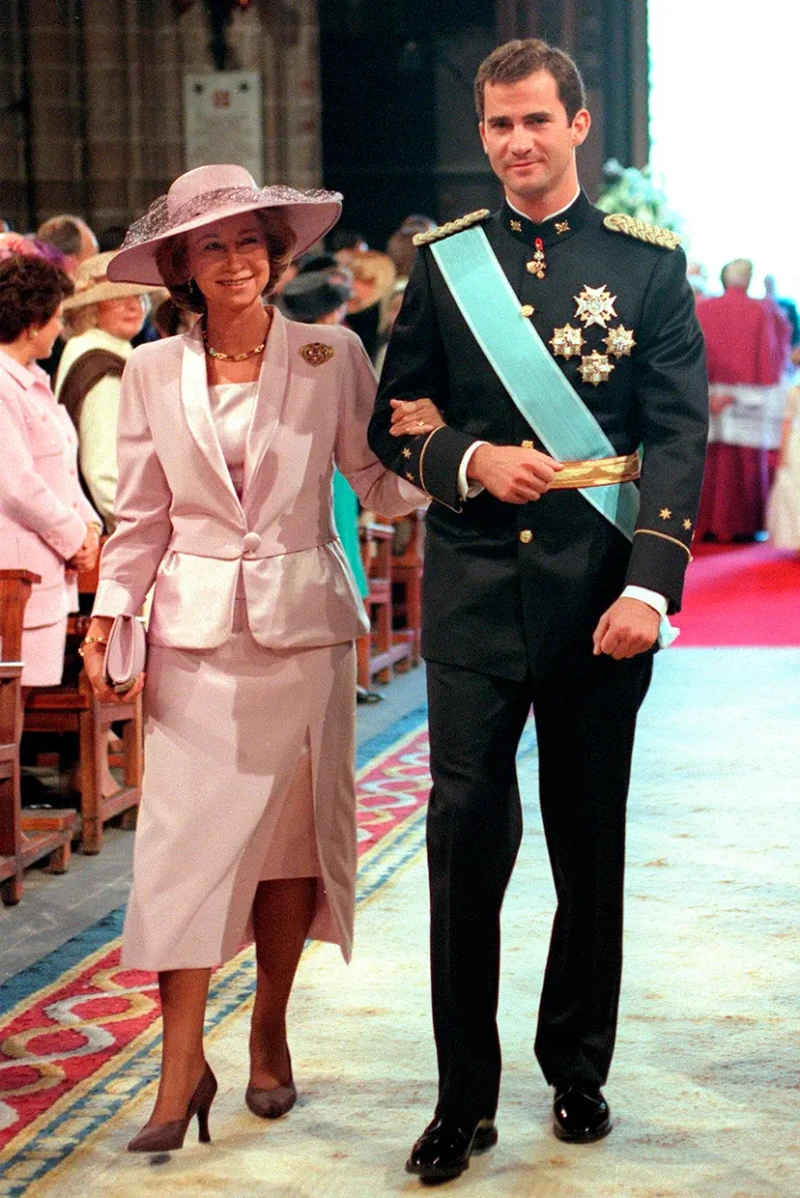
[79,165,435,1153]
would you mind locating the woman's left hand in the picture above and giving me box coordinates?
[389,397,446,437]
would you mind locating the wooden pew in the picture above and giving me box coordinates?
[0,569,75,905]
[22,551,142,855]
[357,521,413,690]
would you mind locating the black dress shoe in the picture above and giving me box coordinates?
[553,1084,611,1143]
[406,1115,498,1182]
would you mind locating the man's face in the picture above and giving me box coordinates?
[479,70,589,207]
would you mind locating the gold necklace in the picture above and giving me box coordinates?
[203,326,267,361]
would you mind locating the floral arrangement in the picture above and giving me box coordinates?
[595,160,683,233]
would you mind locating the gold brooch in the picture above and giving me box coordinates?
[300,342,334,367]
[574,285,617,329]
[578,351,614,386]
[550,324,584,359]
[603,325,636,357]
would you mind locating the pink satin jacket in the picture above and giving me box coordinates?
[93,311,424,648]
[0,349,98,628]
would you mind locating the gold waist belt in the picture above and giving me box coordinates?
[548,451,640,490]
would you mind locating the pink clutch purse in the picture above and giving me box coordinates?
[103,614,147,694]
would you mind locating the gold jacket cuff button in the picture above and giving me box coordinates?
[519,529,533,544]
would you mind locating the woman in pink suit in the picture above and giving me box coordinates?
[0,250,101,684]
[79,165,429,1153]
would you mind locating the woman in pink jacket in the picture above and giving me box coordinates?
[0,249,101,685]
[80,166,432,1153]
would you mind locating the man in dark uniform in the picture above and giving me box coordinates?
[368,39,708,1184]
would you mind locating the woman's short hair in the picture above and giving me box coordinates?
[0,254,73,343]
[155,209,297,314]
[474,39,586,124]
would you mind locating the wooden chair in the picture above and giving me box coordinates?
[357,521,413,690]
[22,550,142,855]
[0,570,75,905]
[387,507,426,667]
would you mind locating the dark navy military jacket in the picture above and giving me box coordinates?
[368,190,708,681]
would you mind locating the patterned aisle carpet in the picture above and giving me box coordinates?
[2,652,800,1198]
[0,706,437,1194]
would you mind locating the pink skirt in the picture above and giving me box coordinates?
[121,598,357,970]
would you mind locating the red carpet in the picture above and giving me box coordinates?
[676,543,800,647]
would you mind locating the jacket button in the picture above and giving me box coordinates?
[519,529,533,544]
[242,531,261,553]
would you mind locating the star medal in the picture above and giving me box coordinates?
[574,284,617,329]
[550,324,584,359]
[526,237,546,278]
[603,324,636,357]
[578,350,615,386]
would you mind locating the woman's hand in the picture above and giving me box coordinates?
[389,397,446,437]
[69,525,101,573]
[80,616,146,704]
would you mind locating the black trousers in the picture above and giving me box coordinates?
[425,650,653,1122]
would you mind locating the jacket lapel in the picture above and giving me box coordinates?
[180,326,243,510]
[243,307,291,495]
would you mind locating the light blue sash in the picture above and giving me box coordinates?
[431,226,640,541]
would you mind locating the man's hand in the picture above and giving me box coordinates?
[592,597,660,659]
[389,397,446,436]
[467,444,562,504]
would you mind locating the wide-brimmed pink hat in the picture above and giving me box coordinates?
[107,164,342,287]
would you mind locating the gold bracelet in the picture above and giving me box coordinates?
[78,636,107,657]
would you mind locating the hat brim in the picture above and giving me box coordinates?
[62,280,159,310]
[107,197,342,287]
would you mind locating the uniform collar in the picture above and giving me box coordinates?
[500,189,592,249]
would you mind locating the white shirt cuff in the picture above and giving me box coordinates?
[622,585,668,617]
[457,441,487,500]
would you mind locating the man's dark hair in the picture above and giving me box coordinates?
[36,215,84,257]
[474,39,586,123]
[0,254,73,343]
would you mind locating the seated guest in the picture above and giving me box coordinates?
[54,252,153,532]
[0,251,101,687]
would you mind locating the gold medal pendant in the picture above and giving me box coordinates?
[550,324,584,360]
[526,237,546,279]
[574,285,617,329]
[578,351,615,386]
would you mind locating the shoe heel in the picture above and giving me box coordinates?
[197,1106,211,1144]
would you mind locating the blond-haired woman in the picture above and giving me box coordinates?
[54,253,154,531]
[80,165,428,1153]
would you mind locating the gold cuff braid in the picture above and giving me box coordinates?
[548,451,640,490]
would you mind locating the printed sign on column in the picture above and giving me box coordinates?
[183,71,264,183]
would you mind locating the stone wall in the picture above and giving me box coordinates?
[0,0,322,236]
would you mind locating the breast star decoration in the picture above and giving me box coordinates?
[578,350,615,386]
[602,325,636,357]
[550,324,585,359]
[574,284,617,329]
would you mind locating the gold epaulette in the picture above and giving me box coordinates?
[603,213,681,251]
[413,209,491,247]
